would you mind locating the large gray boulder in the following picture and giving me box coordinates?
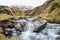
[32,18,47,33]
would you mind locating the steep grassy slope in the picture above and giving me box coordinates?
[0,0,60,23]
[0,6,30,21]
[30,0,60,23]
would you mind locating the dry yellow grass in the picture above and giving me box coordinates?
[0,14,13,21]
[31,0,60,23]
[10,37,21,40]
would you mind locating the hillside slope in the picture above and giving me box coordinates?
[0,5,30,21]
[0,0,60,23]
[30,0,60,23]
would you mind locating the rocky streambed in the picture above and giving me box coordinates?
[0,18,60,40]
[18,18,60,40]
[21,23,60,40]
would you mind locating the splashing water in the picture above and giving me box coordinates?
[15,18,60,40]
[24,22,34,31]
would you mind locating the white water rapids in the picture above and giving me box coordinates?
[14,18,60,40]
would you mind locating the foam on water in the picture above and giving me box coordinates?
[15,18,60,40]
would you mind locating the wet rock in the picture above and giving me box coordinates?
[33,19,47,33]
[57,31,60,35]
[14,22,27,32]
[56,36,60,40]
[4,28,12,36]
[14,18,28,31]
[56,29,60,35]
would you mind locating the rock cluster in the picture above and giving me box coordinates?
[0,21,22,37]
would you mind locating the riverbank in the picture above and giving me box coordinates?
[0,18,60,40]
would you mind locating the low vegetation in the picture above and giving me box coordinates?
[30,0,60,23]
[0,33,21,40]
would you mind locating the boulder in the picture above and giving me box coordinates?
[33,18,47,33]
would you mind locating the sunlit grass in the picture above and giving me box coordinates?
[0,13,13,21]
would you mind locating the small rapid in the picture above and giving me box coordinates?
[14,18,60,40]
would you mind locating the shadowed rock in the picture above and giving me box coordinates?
[56,36,60,40]
[33,18,47,33]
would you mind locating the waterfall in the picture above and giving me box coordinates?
[19,18,37,40]
[24,22,34,31]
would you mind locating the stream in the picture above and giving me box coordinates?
[12,18,60,40]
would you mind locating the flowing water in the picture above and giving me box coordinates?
[14,18,60,40]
